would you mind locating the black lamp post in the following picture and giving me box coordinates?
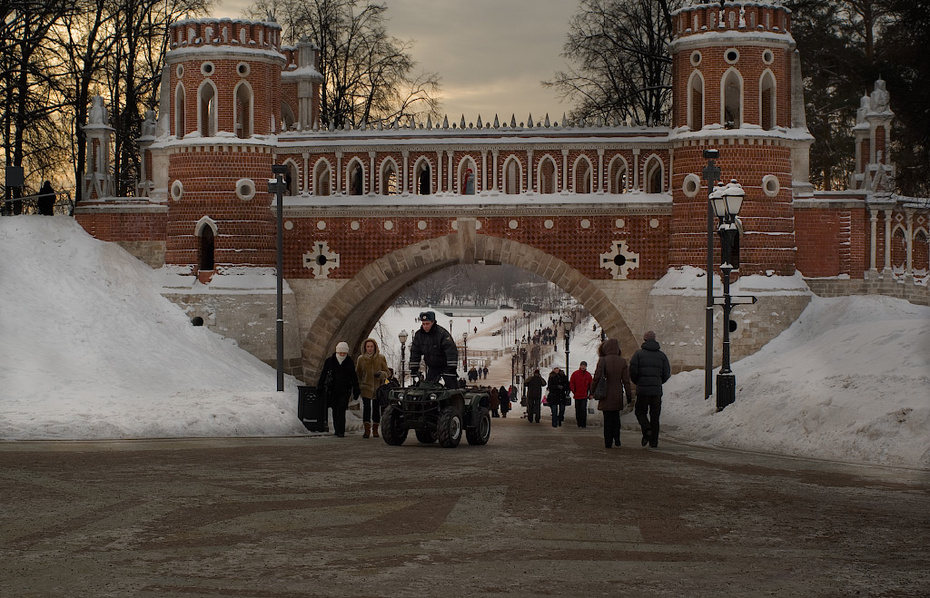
[520,343,528,402]
[710,179,745,412]
[270,164,287,392]
[702,149,722,400]
[462,331,468,372]
[398,329,408,387]
[561,314,573,372]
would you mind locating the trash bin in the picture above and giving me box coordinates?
[298,386,328,433]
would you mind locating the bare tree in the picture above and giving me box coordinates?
[251,0,441,129]
[545,0,683,126]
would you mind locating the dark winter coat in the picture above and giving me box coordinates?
[546,370,569,405]
[629,339,671,397]
[591,338,633,412]
[409,322,458,382]
[525,373,546,400]
[317,354,361,405]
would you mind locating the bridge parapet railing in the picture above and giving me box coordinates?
[1,191,74,216]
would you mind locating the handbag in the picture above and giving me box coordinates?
[593,375,607,401]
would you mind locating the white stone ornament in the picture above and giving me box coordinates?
[600,240,640,280]
[303,240,340,279]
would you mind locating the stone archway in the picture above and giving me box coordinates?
[299,218,639,382]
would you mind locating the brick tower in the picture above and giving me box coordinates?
[668,1,812,276]
[162,19,286,278]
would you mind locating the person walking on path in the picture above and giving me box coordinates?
[317,341,361,438]
[499,385,510,418]
[408,311,459,386]
[547,367,569,427]
[569,361,593,428]
[591,338,633,448]
[524,369,546,423]
[356,338,389,439]
[630,330,671,448]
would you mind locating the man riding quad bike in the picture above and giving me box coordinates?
[379,311,491,447]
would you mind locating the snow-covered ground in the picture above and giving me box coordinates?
[1,216,927,470]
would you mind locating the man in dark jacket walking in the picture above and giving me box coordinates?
[546,367,569,427]
[408,311,459,386]
[630,330,671,448]
[524,369,546,423]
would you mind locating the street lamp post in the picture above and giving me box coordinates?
[561,314,573,372]
[398,329,408,387]
[710,179,745,412]
[463,331,468,372]
[520,343,528,402]
[269,164,287,392]
[702,149,721,400]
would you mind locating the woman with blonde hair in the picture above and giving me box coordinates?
[356,338,389,438]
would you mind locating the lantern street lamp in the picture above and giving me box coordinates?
[561,314,573,372]
[710,178,745,412]
[398,329,408,387]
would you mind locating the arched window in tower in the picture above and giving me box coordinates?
[892,227,908,272]
[688,71,705,130]
[348,161,364,195]
[503,156,522,195]
[414,159,432,195]
[381,160,398,195]
[722,69,742,129]
[539,156,557,194]
[608,156,628,194]
[198,224,215,271]
[313,160,331,196]
[760,70,776,130]
[198,81,217,137]
[174,83,186,139]
[644,156,664,193]
[573,157,593,193]
[234,81,253,138]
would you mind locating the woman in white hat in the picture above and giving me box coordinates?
[317,341,361,437]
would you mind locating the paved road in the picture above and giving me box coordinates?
[2,416,928,598]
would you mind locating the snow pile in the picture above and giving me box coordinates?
[0,216,304,439]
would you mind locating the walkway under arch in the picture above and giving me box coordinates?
[300,219,638,382]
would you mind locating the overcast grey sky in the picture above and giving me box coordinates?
[214,0,579,121]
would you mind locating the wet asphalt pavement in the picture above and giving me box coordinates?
[1,415,928,598]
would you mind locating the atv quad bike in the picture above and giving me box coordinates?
[380,379,491,448]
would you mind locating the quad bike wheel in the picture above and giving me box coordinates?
[380,405,408,445]
[437,406,463,448]
[466,407,491,445]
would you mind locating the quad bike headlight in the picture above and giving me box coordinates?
[428,393,438,401]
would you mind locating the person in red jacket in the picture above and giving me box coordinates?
[569,361,593,428]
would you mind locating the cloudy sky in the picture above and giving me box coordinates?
[214,0,580,121]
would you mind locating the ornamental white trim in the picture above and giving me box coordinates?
[600,240,640,280]
[303,240,340,278]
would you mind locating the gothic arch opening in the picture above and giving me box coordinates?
[198,80,218,137]
[284,160,299,195]
[722,69,743,129]
[298,231,638,383]
[347,160,365,195]
[458,158,478,194]
[538,156,557,194]
[760,70,776,130]
[380,159,398,195]
[573,156,593,193]
[503,156,522,195]
[688,71,704,130]
[234,81,254,138]
[643,156,664,193]
[608,156,628,194]
[196,218,217,271]
[174,83,186,139]
[313,159,332,196]
[414,158,432,195]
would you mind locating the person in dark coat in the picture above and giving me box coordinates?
[408,311,459,385]
[630,330,671,448]
[499,385,510,418]
[591,338,634,448]
[317,341,361,437]
[524,369,546,423]
[38,181,55,216]
[546,367,569,427]
[489,386,500,417]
